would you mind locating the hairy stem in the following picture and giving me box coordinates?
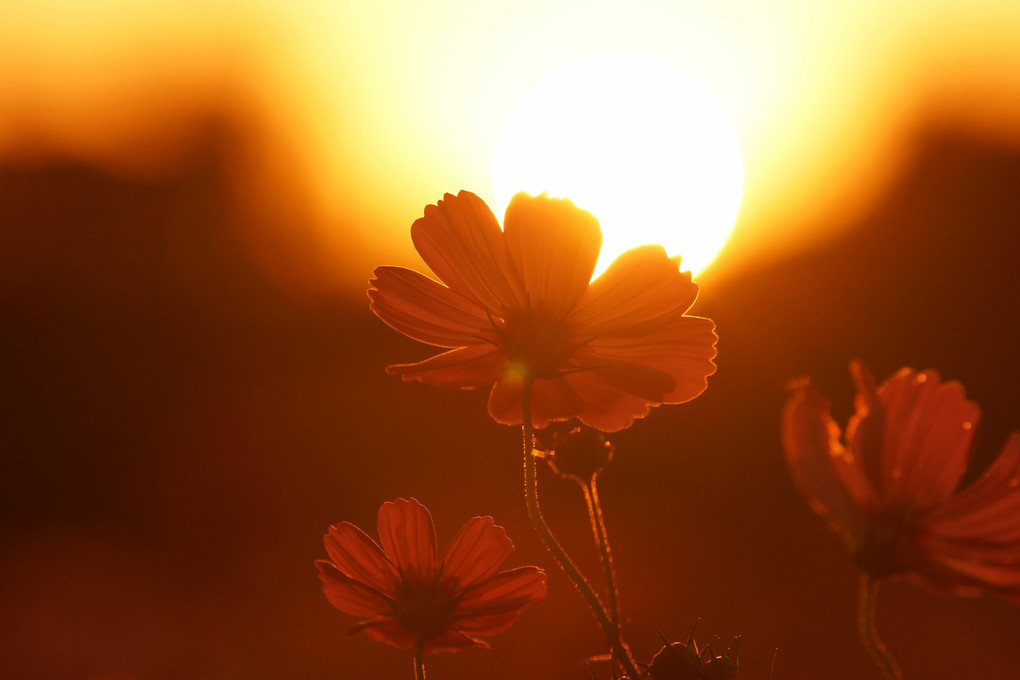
[857,575,905,680]
[521,379,639,678]
[412,637,426,680]
[582,477,621,627]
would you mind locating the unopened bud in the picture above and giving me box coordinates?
[534,421,614,483]
[645,626,739,680]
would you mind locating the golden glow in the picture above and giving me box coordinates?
[492,56,744,278]
[3,1,1020,294]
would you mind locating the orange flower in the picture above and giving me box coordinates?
[368,190,717,431]
[316,498,547,652]
[783,360,1020,602]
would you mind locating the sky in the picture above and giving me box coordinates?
[2,2,1020,679]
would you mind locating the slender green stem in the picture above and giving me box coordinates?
[582,477,621,627]
[521,379,639,678]
[412,637,426,680]
[857,575,904,680]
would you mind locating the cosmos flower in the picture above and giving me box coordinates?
[316,498,547,652]
[368,190,717,431]
[782,360,1020,602]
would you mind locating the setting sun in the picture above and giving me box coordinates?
[492,55,744,278]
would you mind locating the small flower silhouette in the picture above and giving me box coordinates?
[369,191,717,431]
[316,498,547,652]
[644,625,739,680]
[783,360,1020,601]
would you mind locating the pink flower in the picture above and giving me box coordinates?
[368,190,717,431]
[316,498,547,652]
[782,360,1020,601]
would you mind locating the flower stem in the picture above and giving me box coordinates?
[582,476,621,628]
[521,379,639,678]
[857,575,904,680]
[412,637,426,680]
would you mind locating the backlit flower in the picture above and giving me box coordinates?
[316,498,547,652]
[369,191,717,431]
[782,360,1020,601]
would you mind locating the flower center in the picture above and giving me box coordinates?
[492,303,582,380]
[853,512,918,578]
[393,580,459,642]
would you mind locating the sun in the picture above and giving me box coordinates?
[493,55,744,278]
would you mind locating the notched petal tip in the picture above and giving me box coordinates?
[322,520,403,596]
[506,189,590,217]
[573,244,701,336]
[440,515,516,591]
[376,497,439,581]
[503,190,603,314]
[849,358,877,395]
[784,375,811,392]
[410,191,521,311]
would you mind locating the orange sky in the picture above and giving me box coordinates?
[2,0,1019,292]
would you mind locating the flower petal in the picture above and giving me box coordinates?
[781,381,872,538]
[583,372,664,424]
[560,369,671,432]
[454,566,547,621]
[452,610,531,636]
[503,192,601,317]
[377,498,437,585]
[489,362,677,432]
[917,535,1020,575]
[486,376,523,426]
[369,266,490,348]
[486,373,584,429]
[323,522,402,597]
[869,366,979,509]
[387,344,506,389]
[316,560,393,617]
[924,551,1020,589]
[347,616,414,649]
[410,191,523,312]
[580,315,718,403]
[439,516,514,592]
[529,378,586,426]
[571,245,700,335]
[422,630,489,653]
[927,432,1020,541]
[491,315,715,431]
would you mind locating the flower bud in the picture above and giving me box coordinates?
[534,421,614,483]
[645,626,739,680]
[647,641,704,680]
[702,637,739,680]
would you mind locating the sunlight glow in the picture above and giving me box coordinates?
[7,1,1020,294]
[493,56,744,278]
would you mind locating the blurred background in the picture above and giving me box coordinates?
[2,1,1020,678]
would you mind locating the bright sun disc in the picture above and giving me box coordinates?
[493,55,744,277]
